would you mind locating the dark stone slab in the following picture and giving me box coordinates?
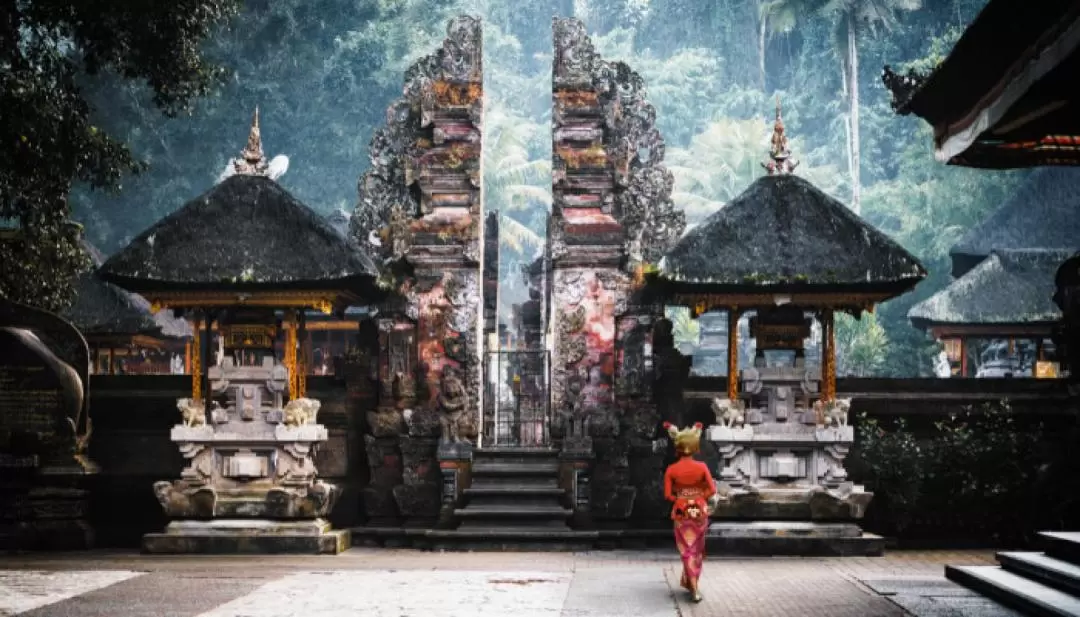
[0,299,97,551]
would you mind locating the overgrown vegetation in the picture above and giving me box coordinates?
[1,0,1030,375]
[0,0,240,312]
[853,402,1080,545]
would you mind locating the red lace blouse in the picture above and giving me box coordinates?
[663,457,717,521]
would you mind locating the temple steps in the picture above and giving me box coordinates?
[426,447,584,550]
[946,532,1080,616]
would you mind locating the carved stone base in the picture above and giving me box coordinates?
[0,519,94,551]
[436,446,472,529]
[0,478,95,550]
[706,521,884,556]
[711,485,874,520]
[142,518,349,554]
[153,480,340,519]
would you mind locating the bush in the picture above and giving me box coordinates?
[854,400,1074,546]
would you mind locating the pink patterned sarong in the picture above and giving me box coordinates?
[674,514,708,590]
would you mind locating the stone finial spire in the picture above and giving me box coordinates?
[762,96,799,175]
[233,107,269,176]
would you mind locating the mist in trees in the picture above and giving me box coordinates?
[3,0,1030,377]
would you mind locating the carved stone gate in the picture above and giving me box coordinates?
[482,350,551,448]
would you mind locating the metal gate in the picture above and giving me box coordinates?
[483,350,551,447]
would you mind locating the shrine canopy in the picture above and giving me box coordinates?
[654,103,926,315]
[948,167,1080,278]
[652,101,926,402]
[64,241,191,374]
[909,249,1069,340]
[99,113,381,315]
[883,1,1080,168]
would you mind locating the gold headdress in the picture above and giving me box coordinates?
[664,422,703,456]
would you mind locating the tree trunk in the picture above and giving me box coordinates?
[759,15,768,91]
[847,10,861,215]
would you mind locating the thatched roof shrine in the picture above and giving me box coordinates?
[99,174,380,312]
[64,242,190,339]
[949,167,1080,277]
[909,249,1070,336]
[656,173,926,308]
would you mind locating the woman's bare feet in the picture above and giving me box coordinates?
[689,580,702,603]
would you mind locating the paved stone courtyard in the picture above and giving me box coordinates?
[0,549,1021,617]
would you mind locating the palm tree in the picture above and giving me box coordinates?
[821,0,922,215]
[667,116,847,224]
[482,101,551,319]
[757,0,810,90]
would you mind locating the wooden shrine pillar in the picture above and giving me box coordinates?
[297,310,308,398]
[184,339,192,374]
[191,325,202,399]
[285,309,299,399]
[200,310,213,404]
[727,307,740,401]
[960,338,969,377]
[821,309,836,401]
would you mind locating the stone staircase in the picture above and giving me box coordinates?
[426,448,598,550]
[947,532,1080,616]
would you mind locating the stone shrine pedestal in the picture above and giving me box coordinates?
[142,358,349,554]
[705,365,884,556]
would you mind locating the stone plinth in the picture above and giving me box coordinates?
[707,423,873,521]
[144,357,345,554]
[707,370,877,555]
[436,441,472,529]
[142,518,348,554]
[705,521,885,556]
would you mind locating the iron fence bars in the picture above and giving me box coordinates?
[482,350,551,447]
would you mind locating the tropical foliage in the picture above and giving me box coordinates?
[1,0,1026,377]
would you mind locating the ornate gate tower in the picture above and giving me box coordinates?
[549,17,685,527]
[350,16,484,528]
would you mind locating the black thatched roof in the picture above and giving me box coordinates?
[950,167,1080,277]
[657,174,926,294]
[63,242,191,337]
[909,249,1070,328]
[325,208,351,237]
[99,175,378,292]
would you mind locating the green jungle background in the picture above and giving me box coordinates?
[2,0,1033,378]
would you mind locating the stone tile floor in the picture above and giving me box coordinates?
[0,549,1019,617]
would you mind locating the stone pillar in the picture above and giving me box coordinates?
[550,18,685,529]
[436,441,472,529]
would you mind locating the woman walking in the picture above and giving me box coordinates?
[663,422,716,603]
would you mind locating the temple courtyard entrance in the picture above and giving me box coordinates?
[0,549,1018,617]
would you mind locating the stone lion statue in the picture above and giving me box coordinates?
[283,398,321,427]
[437,365,469,444]
[177,398,207,427]
[813,398,851,427]
[711,397,745,428]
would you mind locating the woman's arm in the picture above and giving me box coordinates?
[663,466,675,502]
[701,462,717,499]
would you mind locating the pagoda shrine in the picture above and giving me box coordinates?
[651,101,926,555]
[98,109,381,554]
